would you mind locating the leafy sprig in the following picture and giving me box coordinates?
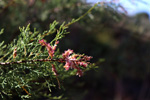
[0,2,99,99]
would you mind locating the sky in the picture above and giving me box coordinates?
[86,0,150,17]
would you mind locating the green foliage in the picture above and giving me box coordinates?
[0,1,98,99]
[0,22,68,99]
[0,22,53,99]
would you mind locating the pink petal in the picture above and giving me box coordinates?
[62,49,73,58]
[78,62,88,68]
[64,61,71,70]
[39,39,47,46]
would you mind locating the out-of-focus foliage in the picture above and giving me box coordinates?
[0,10,95,100]
[0,0,89,43]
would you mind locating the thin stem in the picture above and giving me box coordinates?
[0,59,64,65]
[64,2,100,27]
[0,58,90,65]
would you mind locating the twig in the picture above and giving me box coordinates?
[0,59,64,65]
[0,58,90,65]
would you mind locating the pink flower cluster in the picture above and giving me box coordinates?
[39,39,59,58]
[62,49,92,77]
[39,39,92,77]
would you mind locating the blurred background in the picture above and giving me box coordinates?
[0,0,150,100]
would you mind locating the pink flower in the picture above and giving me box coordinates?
[77,62,88,68]
[39,39,47,46]
[39,39,59,58]
[62,49,92,77]
[53,41,59,49]
[52,64,57,75]
[64,61,71,70]
[62,49,73,59]
[83,56,92,61]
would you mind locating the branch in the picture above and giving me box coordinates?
[0,58,90,65]
[0,59,64,65]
